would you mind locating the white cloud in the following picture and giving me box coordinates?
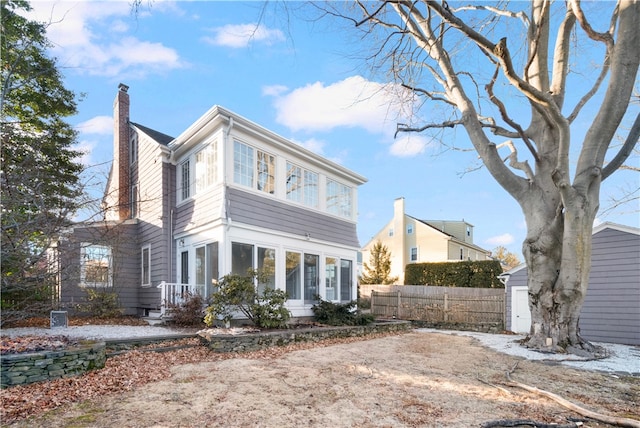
[76,116,112,135]
[271,75,409,134]
[25,1,185,78]
[73,139,97,167]
[262,84,289,97]
[292,138,326,155]
[485,233,515,246]
[203,23,285,48]
[389,135,430,157]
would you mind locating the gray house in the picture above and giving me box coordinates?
[504,222,640,346]
[56,84,367,319]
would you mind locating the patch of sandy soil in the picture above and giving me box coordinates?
[6,331,639,427]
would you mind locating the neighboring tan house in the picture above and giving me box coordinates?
[361,197,492,284]
[503,222,640,346]
[56,84,367,320]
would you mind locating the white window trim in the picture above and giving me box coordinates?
[141,244,151,287]
[80,243,112,288]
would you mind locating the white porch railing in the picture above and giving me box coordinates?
[157,282,203,317]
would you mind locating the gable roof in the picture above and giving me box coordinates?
[131,122,174,145]
[407,215,491,254]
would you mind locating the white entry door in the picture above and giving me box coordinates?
[511,286,531,333]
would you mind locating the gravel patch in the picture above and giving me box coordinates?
[416,328,640,376]
[1,325,198,340]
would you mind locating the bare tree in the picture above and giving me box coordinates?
[324,1,639,355]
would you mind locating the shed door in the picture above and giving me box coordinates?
[511,286,531,333]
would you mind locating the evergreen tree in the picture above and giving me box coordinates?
[359,241,398,285]
[1,0,84,324]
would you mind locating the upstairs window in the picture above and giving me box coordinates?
[234,141,276,194]
[180,159,190,201]
[326,179,352,218]
[195,142,218,192]
[286,162,319,208]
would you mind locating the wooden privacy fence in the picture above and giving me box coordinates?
[370,287,505,326]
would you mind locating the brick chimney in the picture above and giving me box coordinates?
[113,83,130,220]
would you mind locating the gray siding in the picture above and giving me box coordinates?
[506,226,640,345]
[227,187,360,248]
[579,228,640,345]
[59,222,139,315]
[136,133,173,309]
[174,185,224,234]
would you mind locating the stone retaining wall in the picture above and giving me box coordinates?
[199,321,411,353]
[1,342,106,388]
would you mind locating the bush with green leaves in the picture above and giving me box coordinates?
[312,297,375,326]
[204,270,290,329]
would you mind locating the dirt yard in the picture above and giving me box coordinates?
[4,331,639,427]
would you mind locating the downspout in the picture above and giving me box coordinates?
[223,115,234,231]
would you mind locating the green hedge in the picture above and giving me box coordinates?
[404,260,504,288]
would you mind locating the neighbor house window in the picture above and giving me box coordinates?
[407,224,414,234]
[81,244,112,287]
[410,247,418,262]
[141,245,150,286]
[195,142,218,192]
[180,160,190,201]
[326,179,352,218]
[286,162,318,208]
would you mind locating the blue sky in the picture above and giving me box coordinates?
[25,1,639,258]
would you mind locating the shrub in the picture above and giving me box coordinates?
[404,260,504,288]
[77,289,121,318]
[204,270,291,329]
[167,292,206,327]
[312,297,375,326]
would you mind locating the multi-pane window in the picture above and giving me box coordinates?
[304,254,319,303]
[286,162,319,208]
[304,170,319,208]
[195,142,217,192]
[326,179,352,218]
[234,141,275,194]
[81,244,112,287]
[286,163,302,203]
[180,160,190,201]
[257,151,275,193]
[325,257,353,301]
[340,259,353,301]
[233,141,254,188]
[141,245,150,286]
[325,257,338,301]
[410,247,418,262]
